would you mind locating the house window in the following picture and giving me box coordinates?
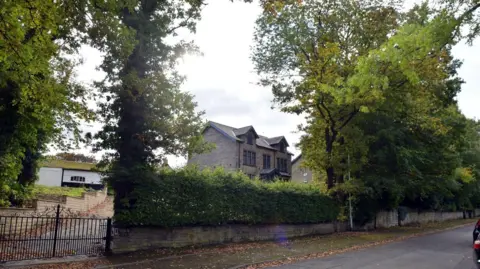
[277,158,288,172]
[243,150,256,166]
[263,154,271,169]
[247,132,253,145]
[247,174,255,179]
[279,142,285,153]
[71,176,86,182]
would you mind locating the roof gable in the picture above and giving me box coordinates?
[265,136,290,147]
[206,121,241,142]
[206,121,290,151]
[292,154,302,165]
[234,126,259,138]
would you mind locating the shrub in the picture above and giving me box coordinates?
[114,167,339,227]
[32,185,85,198]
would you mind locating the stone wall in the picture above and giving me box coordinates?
[0,189,107,236]
[363,209,470,230]
[33,189,107,215]
[112,222,348,254]
[109,207,477,253]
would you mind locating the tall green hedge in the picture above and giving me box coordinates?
[115,168,339,227]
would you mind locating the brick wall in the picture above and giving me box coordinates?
[112,222,348,253]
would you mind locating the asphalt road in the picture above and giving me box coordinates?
[270,225,478,269]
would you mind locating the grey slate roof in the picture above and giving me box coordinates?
[208,121,289,151]
[233,126,257,137]
[257,135,276,150]
[208,121,242,141]
[265,136,289,147]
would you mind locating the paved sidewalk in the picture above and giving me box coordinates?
[268,225,476,269]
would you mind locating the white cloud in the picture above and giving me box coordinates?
[453,40,480,120]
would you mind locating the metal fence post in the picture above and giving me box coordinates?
[52,204,61,257]
[105,218,112,255]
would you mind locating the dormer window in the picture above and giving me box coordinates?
[279,142,285,153]
[247,132,253,145]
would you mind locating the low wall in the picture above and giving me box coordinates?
[112,222,348,253]
[0,189,107,237]
[34,189,107,214]
[363,209,472,229]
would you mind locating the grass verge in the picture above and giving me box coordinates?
[17,218,476,269]
[32,185,86,198]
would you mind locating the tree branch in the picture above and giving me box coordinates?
[166,12,196,34]
[338,107,359,130]
[315,103,327,120]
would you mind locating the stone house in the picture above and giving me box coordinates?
[188,121,293,180]
[291,154,313,184]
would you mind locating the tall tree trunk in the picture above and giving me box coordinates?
[325,127,337,189]
[112,5,157,216]
[337,136,346,184]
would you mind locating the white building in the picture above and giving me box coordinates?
[37,161,105,190]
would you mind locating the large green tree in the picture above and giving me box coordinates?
[88,0,214,221]
[253,0,480,192]
[0,0,93,205]
[253,0,403,189]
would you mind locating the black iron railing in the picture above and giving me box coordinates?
[0,205,112,262]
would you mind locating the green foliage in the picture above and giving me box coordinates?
[253,0,403,188]
[253,0,480,225]
[32,185,86,198]
[114,167,339,227]
[40,158,96,170]
[0,0,93,206]
[87,0,211,216]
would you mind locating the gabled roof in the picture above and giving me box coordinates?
[257,135,277,150]
[292,154,302,165]
[207,121,290,152]
[265,136,289,147]
[234,126,259,138]
[206,121,242,142]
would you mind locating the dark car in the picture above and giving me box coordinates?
[474,239,480,268]
[473,220,480,268]
[474,220,480,242]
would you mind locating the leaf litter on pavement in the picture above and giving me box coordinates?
[18,219,475,269]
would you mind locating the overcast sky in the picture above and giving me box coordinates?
[74,0,479,167]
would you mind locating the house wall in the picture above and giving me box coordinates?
[291,157,313,184]
[188,127,292,178]
[240,139,276,176]
[187,127,239,172]
[38,167,63,187]
[274,146,292,176]
[62,169,103,185]
[240,132,292,178]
